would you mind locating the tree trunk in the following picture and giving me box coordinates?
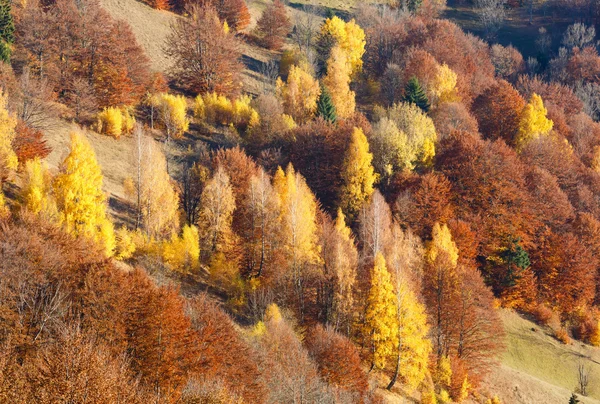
[386,348,401,390]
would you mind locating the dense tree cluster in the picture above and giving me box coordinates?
[3,0,600,401]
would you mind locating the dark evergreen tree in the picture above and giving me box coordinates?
[403,76,430,112]
[0,0,14,63]
[317,86,337,123]
[499,237,530,288]
[569,393,580,404]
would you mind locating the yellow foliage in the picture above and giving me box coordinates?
[276,65,321,123]
[199,166,236,256]
[516,93,553,151]
[421,389,438,404]
[340,127,377,220]
[53,133,115,257]
[426,223,459,268]
[0,90,17,173]
[486,396,502,404]
[194,94,205,121]
[140,142,180,239]
[265,303,283,323]
[590,320,600,347]
[97,107,136,139]
[431,64,459,105]
[282,114,296,130]
[162,224,200,272]
[21,158,58,220]
[364,253,399,370]
[437,389,451,404]
[592,146,600,172]
[115,227,136,260]
[250,321,267,337]
[223,20,230,34]
[0,191,8,219]
[151,93,189,138]
[334,208,352,242]
[323,46,355,119]
[232,95,260,131]
[121,107,136,134]
[434,356,452,388]
[198,92,232,125]
[196,92,260,133]
[275,164,321,276]
[456,375,471,402]
[396,280,432,390]
[320,16,366,75]
[372,103,437,173]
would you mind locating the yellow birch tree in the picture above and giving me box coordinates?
[340,127,377,221]
[323,46,355,119]
[53,133,115,256]
[364,252,399,370]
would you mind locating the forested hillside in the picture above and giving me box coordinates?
[1,0,600,401]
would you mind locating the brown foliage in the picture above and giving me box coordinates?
[471,79,525,145]
[165,5,243,96]
[430,102,479,141]
[437,132,536,276]
[15,0,152,108]
[186,296,267,402]
[566,47,600,85]
[304,324,369,399]
[254,0,291,51]
[532,231,595,316]
[13,120,51,165]
[288,116,371,212]
[197,0,251,31]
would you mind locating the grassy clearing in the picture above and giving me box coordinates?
[481,310,600,403]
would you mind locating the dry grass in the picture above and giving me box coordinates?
[479,310,600,404]
[100,0,177,72]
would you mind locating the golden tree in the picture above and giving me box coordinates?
[322,46,355,119]
[516,93,554,151]
[53,133,115,256]
[274,164,320,317]
[140,141,180,239]
[430,63,459,106]
[151,93,190,139]
[162,224,200,272]
[372,103,436,174]
[340,127,377,221]
[388,280,431,390]
[319,16,365,75]
[0,89,17,175]
[198,166,236,258]
[21,157,57,220]
[364,252,399,370]
[276,65,320,124]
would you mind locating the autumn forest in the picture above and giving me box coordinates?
[1,0,600,401]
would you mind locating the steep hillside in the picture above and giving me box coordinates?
[482,310,600,404]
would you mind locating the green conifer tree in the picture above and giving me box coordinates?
[0,0,14,62]
[403,76,430,112]
[316,86,337,123]
[569,393,580,404]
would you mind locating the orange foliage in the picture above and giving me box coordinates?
[13,120,51,165]
[305,324,369,398]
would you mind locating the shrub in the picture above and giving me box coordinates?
[97,107,136,138]
[555,328,570,344]
[115,227,136,260]
[195,92,259,134]
[162,224,200,272]
[151,93,189,138]
[97,107,123,138]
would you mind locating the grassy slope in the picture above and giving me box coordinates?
[481,310,600,404]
